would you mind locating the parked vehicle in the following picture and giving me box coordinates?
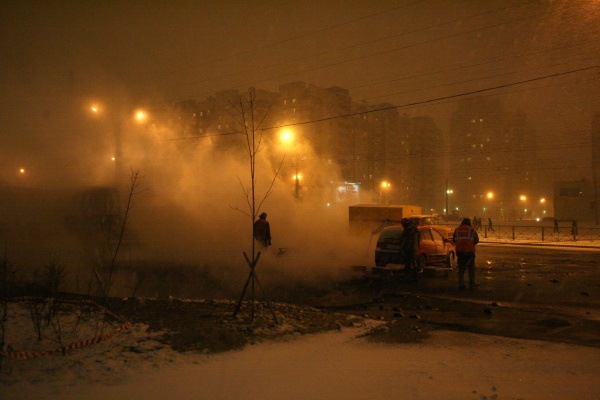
[348,204,422,234]
[408,214,455,240]
[375,225,456,269]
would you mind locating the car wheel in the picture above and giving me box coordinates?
[445,251,456,268]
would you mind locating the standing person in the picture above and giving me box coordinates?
[399,218,420,282]
[253,212,271,249]
[487,217,495,232]
[554,218,559,233]
[453,217,480,289]
[571,220,578,236]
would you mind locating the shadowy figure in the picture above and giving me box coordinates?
[554,218,559,233]
[487,217,495,232]
[571,220,578,236]
[399,218,420,282]
[253,212,271,249]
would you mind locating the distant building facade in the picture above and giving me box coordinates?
[554,179,596,221]
[448,97,539,219]
[173,81,443,207]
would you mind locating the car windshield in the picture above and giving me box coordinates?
[410,216,439,226]
[379,228,402,240]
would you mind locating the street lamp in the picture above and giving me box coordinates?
[89,102,150,186]
[280,128,302,199]
[135,110,148,123]
[445,179,453,218]
[519,194,528,219]
[380,181,391,204]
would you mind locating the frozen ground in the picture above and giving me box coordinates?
[2,239,599,399]
[2,322,600,400]
[1,300,599,400]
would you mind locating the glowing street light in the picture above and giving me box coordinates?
[281,129,293,143]
[445,178,453,217]
[520,195,527,201]
[135,110,148,123]
[279,127,303,199]
[487,191,494,199]
[380,181,391,204]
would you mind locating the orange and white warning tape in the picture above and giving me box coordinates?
[0,296,132,360]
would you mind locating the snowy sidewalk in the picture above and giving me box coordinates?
[7,328,600,400]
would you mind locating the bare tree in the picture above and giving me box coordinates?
[230,89,281,321]
[104,168,144,298]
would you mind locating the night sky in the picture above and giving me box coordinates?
[1,0,599,186]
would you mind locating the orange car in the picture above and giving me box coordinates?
[375,225,456,269]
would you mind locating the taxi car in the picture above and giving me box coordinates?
[375,225,456,269]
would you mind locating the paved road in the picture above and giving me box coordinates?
[320,243,600,346]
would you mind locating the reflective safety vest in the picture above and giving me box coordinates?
[453,225,476,252]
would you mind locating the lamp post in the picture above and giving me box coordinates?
[89,103,149,187]
[280,128,302,199]
[380,181,391,204]
[445,179,453,219]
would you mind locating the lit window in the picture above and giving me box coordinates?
[486,157,491,161]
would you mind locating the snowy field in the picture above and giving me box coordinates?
[2,313,600,400]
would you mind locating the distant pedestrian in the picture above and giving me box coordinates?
[453,218,480,289]
[571,220,578,236]
[488,217,495,232]
[399,218,420,282]
[554,218,559,233]
[253,212,271,249]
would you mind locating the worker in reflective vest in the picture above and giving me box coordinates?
[453,217,480,289]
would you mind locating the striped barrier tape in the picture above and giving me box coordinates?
[0,296,132,360]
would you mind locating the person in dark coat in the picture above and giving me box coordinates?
[253,212,271,249]
[487,217,495,232]
[399,218,420,281]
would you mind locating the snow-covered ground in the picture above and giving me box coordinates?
[2,315,600,400]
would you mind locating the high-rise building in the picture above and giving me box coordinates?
[175,81,443,207]
[449,97,538,219]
